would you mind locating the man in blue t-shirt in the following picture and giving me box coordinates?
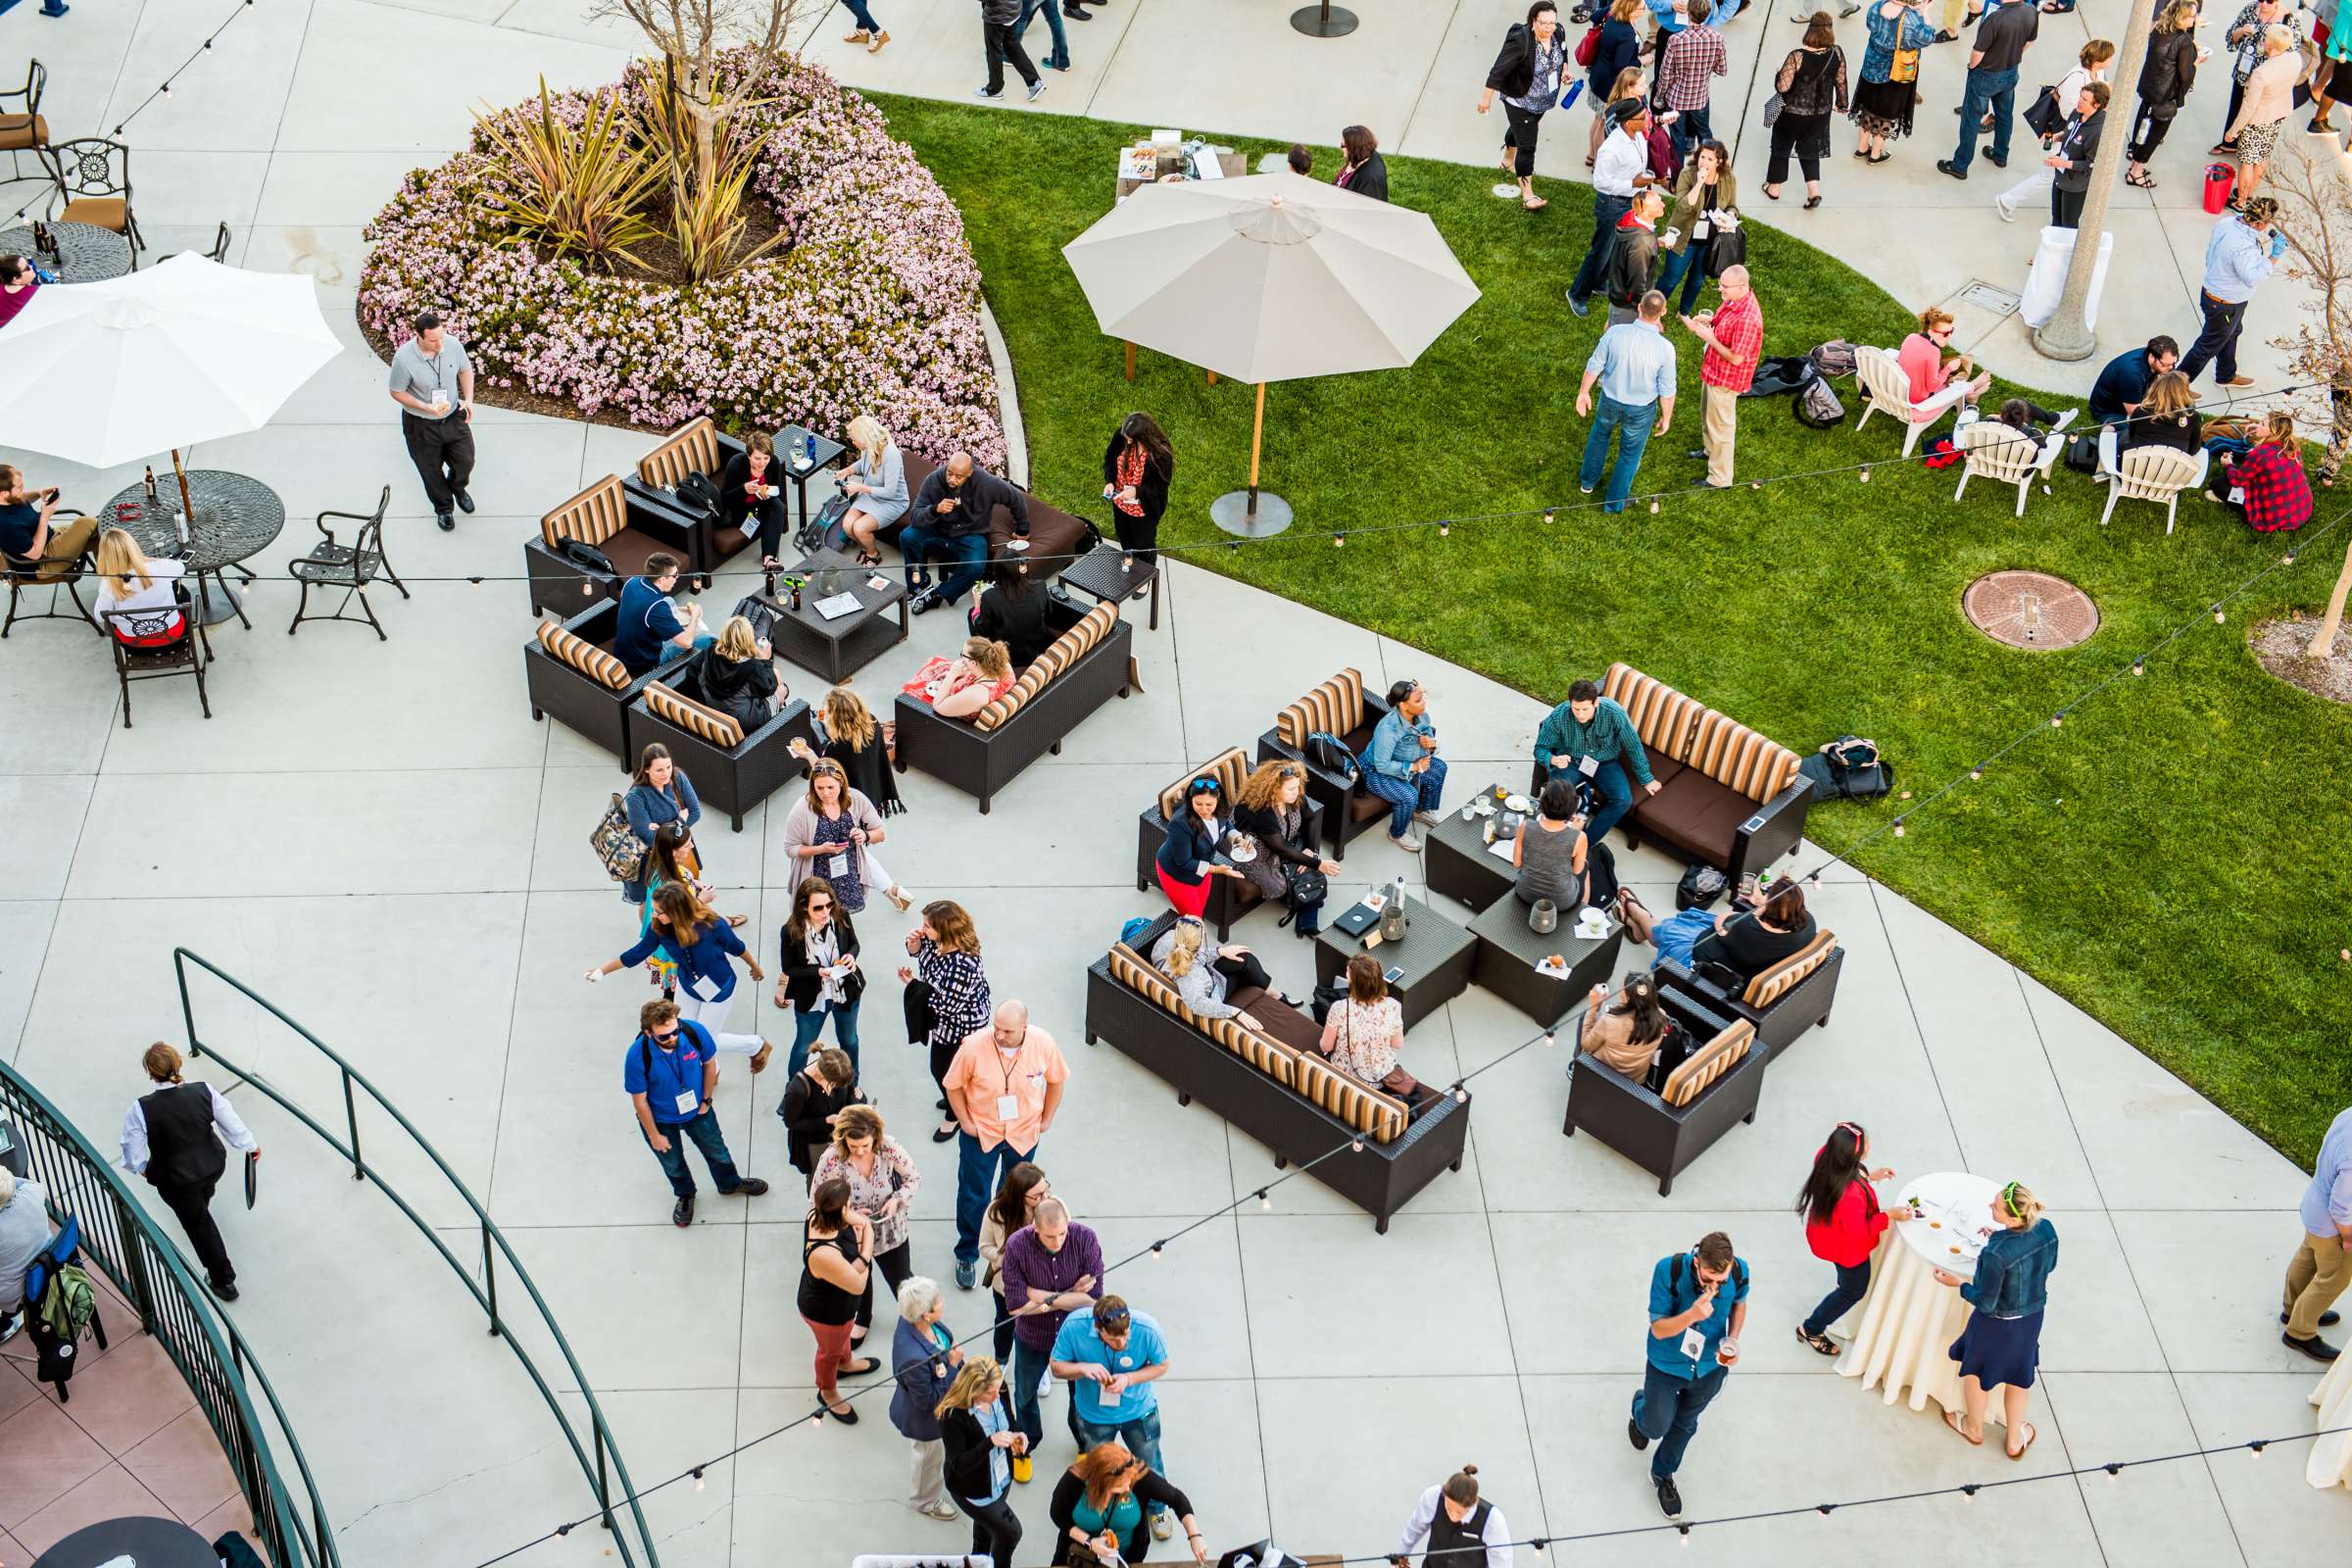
[612,553,707,678]
[0,464,95,577]
[1051,1296,1177,1530]
[622,998,767,1228]
[1629,1231,1747,1520]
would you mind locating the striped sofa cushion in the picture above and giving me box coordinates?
[534,617,630,692]
[1106,943,1406,1143]
[637,417,723,490]
[1661,1018,1756,1108]
[1745,930,1837,1008]
[1274,668,1366,749]
[974,601,1120,733]
[541,474,631,549]
[1685,711,1800,804]
[644,680,746,750]
[1602,662,1704,764]
[1157,747,1253,820]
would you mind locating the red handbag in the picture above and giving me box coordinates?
[1574,22,1602,67]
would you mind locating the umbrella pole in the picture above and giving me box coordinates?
[1248,382,1265,516]
[171,449,195,523]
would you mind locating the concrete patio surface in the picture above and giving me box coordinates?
[0,2,2346,1566]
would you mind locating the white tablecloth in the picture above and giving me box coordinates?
[1834,1171,2015,1424]
[2309,1350,2352,1491]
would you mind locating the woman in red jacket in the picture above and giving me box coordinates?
[1792,1122,1916,1354]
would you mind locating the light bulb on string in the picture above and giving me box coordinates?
[1961,1484,1980,1502]
[1816,1503,1836,1516]
[1543,509,1556,524]
[555,1523,573,1538]
[1351,1139,1365,1152]
[1648,499,1660,514]
[1968,767,1983,782]
[1891,819,1906,838]
[1542,1031,1556,1048]
[162,82,172,98]
[1453,1085,1469,1103]
[1150,1242,1165,1259]
[2248,1441,2268,1460]
[1256,1189,1271,1210]
[1332,533,1344,548]
[2050,713,2064,728]
[2103,1464,2121,1484]
[2131,658,2144,676]
[1439,521,1450,537]
[2213,605,2227,623]
[692,1468,707,1493]
[1677,1524,1691,1546]
[1859,466,1870,483]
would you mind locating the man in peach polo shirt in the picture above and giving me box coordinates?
[944,1000,1070,1289]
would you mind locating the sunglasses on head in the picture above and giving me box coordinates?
[1188,777,1220,793]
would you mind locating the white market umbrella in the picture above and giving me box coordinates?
[1062,172,1480,532]
[0,253,340,513]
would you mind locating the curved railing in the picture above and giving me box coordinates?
[172,948,660,1568]
[0,1058,337,1568]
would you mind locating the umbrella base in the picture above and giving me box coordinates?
[1290,5,1359,37]
[1210,490,1294,539]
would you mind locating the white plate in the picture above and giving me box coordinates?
[1504,794,1531,813]
[1227,844,1256,863]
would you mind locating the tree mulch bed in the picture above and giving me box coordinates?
[2251,613,2352,704]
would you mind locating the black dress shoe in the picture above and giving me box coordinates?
[1984,152,2007,168]
[1628,1416,1651,1451]
[2282,1331,2342,1361]
[1654,1476,1682,1517]
[933,1122,958,1143]
[212,1279,240,1302]
[1936,159,1968,180]
[672,1196,695,1227]
[2282,1309,2345,1328]
[1063,2,1090,15]
[727,1177,770,1197]
[454,488,476,514]
[435,510,456,532]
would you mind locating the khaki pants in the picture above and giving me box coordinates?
[1701,384,1739,487]
[2284,1231,2351,1340]
[1941,0,1971,33]
[30,514,98,582]
[906,1436,947,1509]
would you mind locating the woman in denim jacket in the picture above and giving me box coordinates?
[1935,1180,2059,1459]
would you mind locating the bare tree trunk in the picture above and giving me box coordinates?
[2312,537,2352,660]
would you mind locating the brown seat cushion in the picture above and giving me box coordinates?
[58,197,126,232]
[1642,756,1688,794]
[1635,768,1751,866]
[899,452,1093,568]
[0,114,48,152]
[597,528,666,581]
[1226,987,1320,1055]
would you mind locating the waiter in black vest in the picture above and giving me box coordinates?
[119,1043,258,1302]
[1391,1464,1513,1568]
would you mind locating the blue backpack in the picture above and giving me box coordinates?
[1119,916,1155,950]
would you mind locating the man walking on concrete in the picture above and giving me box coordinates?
[1937,0,2039,179]
[2180,196,2283,388]
[386,311,476,532]
[1630,1231,1748,1518]
[2281,1102,2351,1361]
[120,1043,257,1301]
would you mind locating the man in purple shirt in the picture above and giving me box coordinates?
[997,1196,1103,1463]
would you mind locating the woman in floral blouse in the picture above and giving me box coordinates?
[812,1103,924,1345]
[1316,953,1427,1105]
[902,900,992,1143]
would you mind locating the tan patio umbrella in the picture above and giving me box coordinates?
[1061,172,1481,535]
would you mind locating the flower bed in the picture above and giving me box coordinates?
[359,51,1005,468]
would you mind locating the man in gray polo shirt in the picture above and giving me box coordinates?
[386,310,477,531]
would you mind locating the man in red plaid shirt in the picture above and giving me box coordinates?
[1656,0,1729,164]
[1683,265,1762,488]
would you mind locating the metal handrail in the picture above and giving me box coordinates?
[0,1059,336,1568]
[172,948,660,1568]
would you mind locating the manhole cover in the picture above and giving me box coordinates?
[1956,280,2021,315]
[1965,570,2099,649]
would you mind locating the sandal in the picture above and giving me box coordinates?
[2125,170,2155,188]
[1762,183,1782,201]
[1795,1325,1839,1355]
[2007,1421,2037,1461]
[1944,1410,1984,1446]
[1522,195,1548,211]
[1867,151,1892,164]
[1804,194,1824,210]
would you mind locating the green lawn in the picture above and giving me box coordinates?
[873,95,2352,1167]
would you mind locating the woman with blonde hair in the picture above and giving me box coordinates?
[698,614,780,732]
[781,758,906,915]
[812,1102,922,1340]
[2117,369,2203,456]
[792,682,905,818]
[838,415,909,567]
[2227,24,2300,203]
[901,899,990,1142]
[1232,759,1340,937]
[1934,1180,2059,1459]
[588,880,772,1069]
[2211,408,2313,531]
[1149,916,1282,1030]
[928,637,1015,720]
[937,1357,1025,1568]
[89,525,188,643]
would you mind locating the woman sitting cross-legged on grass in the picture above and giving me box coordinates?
[1621,878,1816,985]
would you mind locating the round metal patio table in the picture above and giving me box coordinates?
[0,220,134,283]
[106,471,286,628]
[31,1514,217,1568]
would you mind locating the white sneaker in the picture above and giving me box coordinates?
[2052,408,2078,432]
[1412,809,1444,825]
[1390,832,1422,853]
[1995,196,2017,223]
[1037,1370,1054,1398]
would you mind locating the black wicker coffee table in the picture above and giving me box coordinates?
[1313,894,1477,1034]
[107,470,286,628]
[760,549,908,681]
[1056,540,1160,630]
[1470,897,1626,1027]
[1424,790,1528,912]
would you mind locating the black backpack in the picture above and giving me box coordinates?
[1303,731,1358,780]
[798,490,850,555]
[1797,735,1895,801]
[673,469,723,524]
[1676,862,1726,910]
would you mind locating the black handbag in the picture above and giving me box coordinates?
[1705,223,1747,277]
[1282,864,1329,911]
[560,538,617,575]
[2022,84,2064,138]
[673,469,723,523]
[1676,862,1726,910]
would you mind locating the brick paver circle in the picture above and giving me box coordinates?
[1964,569,2099,650]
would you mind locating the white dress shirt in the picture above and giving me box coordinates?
[121,1082,257,1176]
[1396,1484,1513,1568]
[1592,129,1649,198]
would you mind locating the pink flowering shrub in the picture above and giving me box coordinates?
[359,51,1004,468]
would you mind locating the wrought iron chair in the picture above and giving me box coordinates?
[287,486,406,639]
[40,136,142,266]
[0,62,49,191]
[2,497,99,638]
[162,220,231,265]
[104,589,212,727]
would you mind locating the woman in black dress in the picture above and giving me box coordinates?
[792,683,906,818]
[970,558,1057,669]
[719,429,791,566]
[777,1045,864,1181]
[1102,413,1174,572]
[1231,760,1341,938]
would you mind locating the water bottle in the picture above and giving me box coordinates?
[803,432,816,467]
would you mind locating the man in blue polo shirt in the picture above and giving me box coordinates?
[612,553,707,678]
[1052,1296,1182,1541]
[622,998,767,1228]
[1629,1230,1747,1520]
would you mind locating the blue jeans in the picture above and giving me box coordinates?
[1950,67,2018,173]
[841,0,881,28]
[1073,1406,1169,1516]
[902,525,989,606]
[1361,756,1446,837]
[1634,1362,1727,1480]
[786,998,861,1078]
[1008,1335,1078,1448]
[1803,1258,1874,1338]
[1569,191,1634,306]
[1653,241,1711,315]
[1667,104,1713,169]
[1579,393,1658,514]
[956,1131,1035,1264]
[1016,0,1069,68]
[642,1108,744,1199]
[1550,757,1637,850]
[1652,906,1714,969]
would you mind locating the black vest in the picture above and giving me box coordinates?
[140,1082,226,1190]
[1429,1498,1492,1565]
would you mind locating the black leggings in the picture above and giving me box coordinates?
[854,1238,913,1330]
[960,1493,1023,1568]
[1502,101,1544,177]
[1767,113,1828,185]
[991,1290,1016,1361]
[2128,103,2175,164]
[2051,183,2086,228]
[1211,950,1274,998]
[1113,507,1161,567]
[929,1032,961,1107]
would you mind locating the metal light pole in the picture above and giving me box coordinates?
[2032,0,2158,360]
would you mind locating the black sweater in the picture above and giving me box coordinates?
[1692,911,1819,985]
[1340,151,1390,203]
[1233,800,1322,869]
[777,1068,865,1177]
[971,581,1058,669]
[912,464,1030,539]
[940,1396,1018,1500]
[699,650,777,728]
[1049,1469,1197,1564]
[2137,29,2198,116]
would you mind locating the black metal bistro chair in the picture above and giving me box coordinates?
[287,487,405,639]
[40,136,143,266]
[103,589,212,727]
[2,498,99,638]
[0,61,50,191]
